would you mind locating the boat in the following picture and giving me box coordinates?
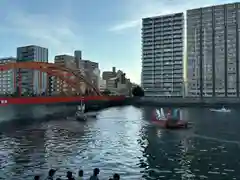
[75,101,98,121]
[152,108,188,129]
[75,101,87,121]
[210,106,231,113]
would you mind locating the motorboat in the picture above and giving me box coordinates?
[210,106,231,113]
[152,108,188,129]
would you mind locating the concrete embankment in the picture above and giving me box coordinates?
[0,98,127,125]
[127,97,240,107]
[2,96,239,126]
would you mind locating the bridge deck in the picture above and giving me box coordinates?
[0,96,125,105]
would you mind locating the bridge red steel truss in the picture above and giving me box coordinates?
[0,62,102,96]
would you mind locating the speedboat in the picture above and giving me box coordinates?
[209,106,231,113]
[152,108,188,129]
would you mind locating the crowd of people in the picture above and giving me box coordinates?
[33,168,120,180]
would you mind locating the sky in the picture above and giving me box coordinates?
[0,0,236,84]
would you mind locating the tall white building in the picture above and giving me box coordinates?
[0,57,16,94]
[187,2,240,97]
[17,45,48,94]
[141,12,184,97]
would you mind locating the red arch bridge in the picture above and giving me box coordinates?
[0,62,125,105]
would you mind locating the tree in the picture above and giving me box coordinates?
[132,86,144,97]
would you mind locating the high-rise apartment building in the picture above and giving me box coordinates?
[17,45,48,94]
[141,13,184,97]
[0,57,16,94]
[187,2,240,97]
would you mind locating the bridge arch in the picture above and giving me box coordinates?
[0,62,101,96]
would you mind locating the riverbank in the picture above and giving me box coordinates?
[127,97,240,108]
[0,97,127,125]
[2,96,240,125]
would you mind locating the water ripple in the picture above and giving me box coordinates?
[0,106,240,179]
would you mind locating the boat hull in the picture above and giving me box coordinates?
[210,109,231,113]
[85,112,98,118]
[76,115,87,121]
[152,119,188,129]
[75,110,87,121]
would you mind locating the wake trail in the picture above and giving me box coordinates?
[192,133,240,145]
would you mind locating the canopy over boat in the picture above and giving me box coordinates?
[152,108,187,129]
[153,108,182,121]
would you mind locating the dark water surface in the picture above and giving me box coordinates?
[1,106,240,180]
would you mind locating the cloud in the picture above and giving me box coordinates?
[1,9,81,61]
[109,0,236,32]
[108,20,141,32]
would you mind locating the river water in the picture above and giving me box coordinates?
[1,106,240,180]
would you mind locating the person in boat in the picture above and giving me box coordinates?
[165,108,181,127]
[166,108,179,120]
[171,108,180,121]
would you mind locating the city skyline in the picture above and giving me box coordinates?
[0,0,236,84]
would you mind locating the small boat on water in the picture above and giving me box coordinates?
[75,100,98,121]
[210,106,231,113]
[152,108,188,129]
[75,102,87,121]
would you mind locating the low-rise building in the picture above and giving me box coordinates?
[102,67,117,81]
[54,54,86,95]
[0,57,17,94]
[74,50,100,92]
[104,68,132,96]
[99,79,107,92]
